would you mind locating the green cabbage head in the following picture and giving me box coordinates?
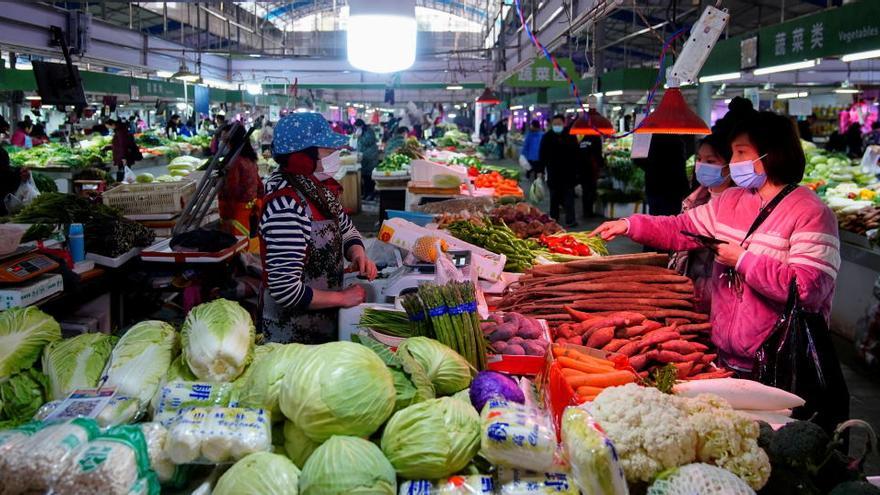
[103,320,178,405]
[380,396,481,479]
[182,299,255,382]
[214,451,300,495]
[283,420,322,469]
[0,368,48,428]
[299,436,396,495]
[396,337,473,395]
[0,307,61,378]
[42,333,116,400]
[238,344,305,422]
[279,341,395,442]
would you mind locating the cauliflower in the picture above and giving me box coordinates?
[684,394,771,490]
[590,385,770,489]
[589,384,698,483]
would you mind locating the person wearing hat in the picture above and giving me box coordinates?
[259,112,378,344]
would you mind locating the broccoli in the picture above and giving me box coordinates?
[768,420,830,471]
[757,420,775,450]
[829,481,880,495]
[757,465,823,495]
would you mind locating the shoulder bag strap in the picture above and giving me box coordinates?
[739,183,798,246]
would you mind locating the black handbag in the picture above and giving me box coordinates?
[752,278,850,432]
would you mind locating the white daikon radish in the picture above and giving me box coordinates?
[739,410,797,429]
[673,378,805,410]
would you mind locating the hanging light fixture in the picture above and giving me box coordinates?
[171,60,201,83]
[635,88,710,135]
[476,87,500,105]
[347,0,416,73]
[834,80,860,94]
[570,108,615,136]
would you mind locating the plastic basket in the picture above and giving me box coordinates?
[386,209,435,226]
[102,180,196,215]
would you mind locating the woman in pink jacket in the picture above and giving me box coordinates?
[594,111,840,372]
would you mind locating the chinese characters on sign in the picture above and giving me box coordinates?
[508,58,577,88]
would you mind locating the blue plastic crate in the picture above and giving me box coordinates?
[386,209,435,227]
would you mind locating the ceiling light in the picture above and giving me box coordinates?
[604,90,623,97]
[329,105,340,110]
[753,59,817,76]
[509,105,523,110]
[841,48,880,63]
[447,113,457,118]
[156,70,174,78]
[25,95,41,101]
[176,102,187,110]
[454,104,461,109]
[538,6,564,32]
[834,81,860,94]
[699,72,741,83]
[570,109,615,136]
[171,61,201,82]
[590,92,603,97]
[347,0,416,73]
[446,85,464,90]
[635,88,710,135]
[249,54,262,58]
[245,83,262,95]
[724,98,732,104]
[776,91,809,99]
[476,87,500,105]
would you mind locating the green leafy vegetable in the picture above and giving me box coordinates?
[214,452,300,495]
[181,299,255,383]
[103,320,178,406]
[396,337,473,396]
[299,436,397,495]
[0,307,61,378]
[283,420,322,469]
[235,343,305,421]
[42,333,116,400]
[0,368,48,428]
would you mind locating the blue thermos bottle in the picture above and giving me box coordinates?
[69,223,85,263]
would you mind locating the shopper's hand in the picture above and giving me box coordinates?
[338,285,366,308]
[713,242,745,268]
[591,219,629,241]
[347,245,378,281]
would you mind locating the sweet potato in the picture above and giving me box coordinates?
[628,354,650,370]
[518,324,543,340]
[564,306,595,322]
[492,341,508,353]
[658,340,701,354]
[488,324,516,342]
[688,370,734,379]
[666,318,691,326]
[643,320,664,331]
[603,339,629,353]
[700,353,717,364]
[508,336,525,346]
[617,340,643,357]
[655,350,704,364]
[480,321,495,333]
[677,323,712,334]
[585,326,615,349]
[556,324,574,339]
[635,329,681,351]
[522,340,547,356]
[673,362,694,379]
[504,344,525,355]
[618,325,650,338]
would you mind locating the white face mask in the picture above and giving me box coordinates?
[318,150,342,176]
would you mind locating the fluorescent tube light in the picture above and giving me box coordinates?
[699,72,741,83]
[754,59,817,76]
[841,49,880,63]
[776,91,808,99]
[509,105,523,110]
[604,90,623,96]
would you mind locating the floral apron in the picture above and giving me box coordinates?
[260,187,344,344]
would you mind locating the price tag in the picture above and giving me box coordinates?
[44,387,116,421]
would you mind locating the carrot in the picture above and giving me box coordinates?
[577,393,599,402]
[565,370,637,388]
[563,306,595,322]
[558,356,616,374]
[575,385,605,396]
[554,347,617,370]
[585,326,615,349]
[561,367,586,377]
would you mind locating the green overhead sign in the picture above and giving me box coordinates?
[506,57,579,88]
[758,0,880,67]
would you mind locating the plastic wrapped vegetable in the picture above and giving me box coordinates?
[561,405,628,495]
[380,397,481,479]
[0,418,100,493]
[165,407,271,464]
[479,399,560,472]
[139,422,180,485]
[0,421,44,471]
[214,451,301,495]
[496,468,579,495]
[646,463,755,495]
[35,395,140,427]
[54,424,158,495]
[299,435,397,495]
[399,475,495,495]
[151,381,233,425]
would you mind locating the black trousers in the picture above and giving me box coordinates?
[549,184,576,226]
[580,175,598,218]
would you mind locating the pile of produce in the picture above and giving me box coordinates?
[481,311,548,357]
[10,192,155,256]
[413,196,495,216]
[553,345,638,401]
[446,220,540,272]
[435,128,472,149]
[400,281,488,369]
[554,308,721,380]
[8,139,111,169]
[600,147,645,203]
[377,153,412,172]
[803,146,873,186]
[496,253,707,325]
[473,170,524,197]
[451,156,520,180]
[490,202,562,239]
[539,232,608,258]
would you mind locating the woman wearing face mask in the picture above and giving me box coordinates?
[667,134,732,314]
[260,113,378,344]
[593,112,839,373]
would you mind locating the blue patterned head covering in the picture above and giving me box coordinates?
[271,112,348,155]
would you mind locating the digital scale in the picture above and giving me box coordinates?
[0,248,60,284]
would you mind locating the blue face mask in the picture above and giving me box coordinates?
[695,162,728,188]
[729,154,768,189]
[552,125,564,134]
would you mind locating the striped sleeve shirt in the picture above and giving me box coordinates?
[260,174,364,309]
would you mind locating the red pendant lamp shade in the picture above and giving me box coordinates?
[635,88,710,135]
[476,87,500,105]
[570,108,615,136]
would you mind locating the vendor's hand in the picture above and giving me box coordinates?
[712,242,746,267]
[347,245,378,281]
[591,220,629,241]
[339,285,366,308]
